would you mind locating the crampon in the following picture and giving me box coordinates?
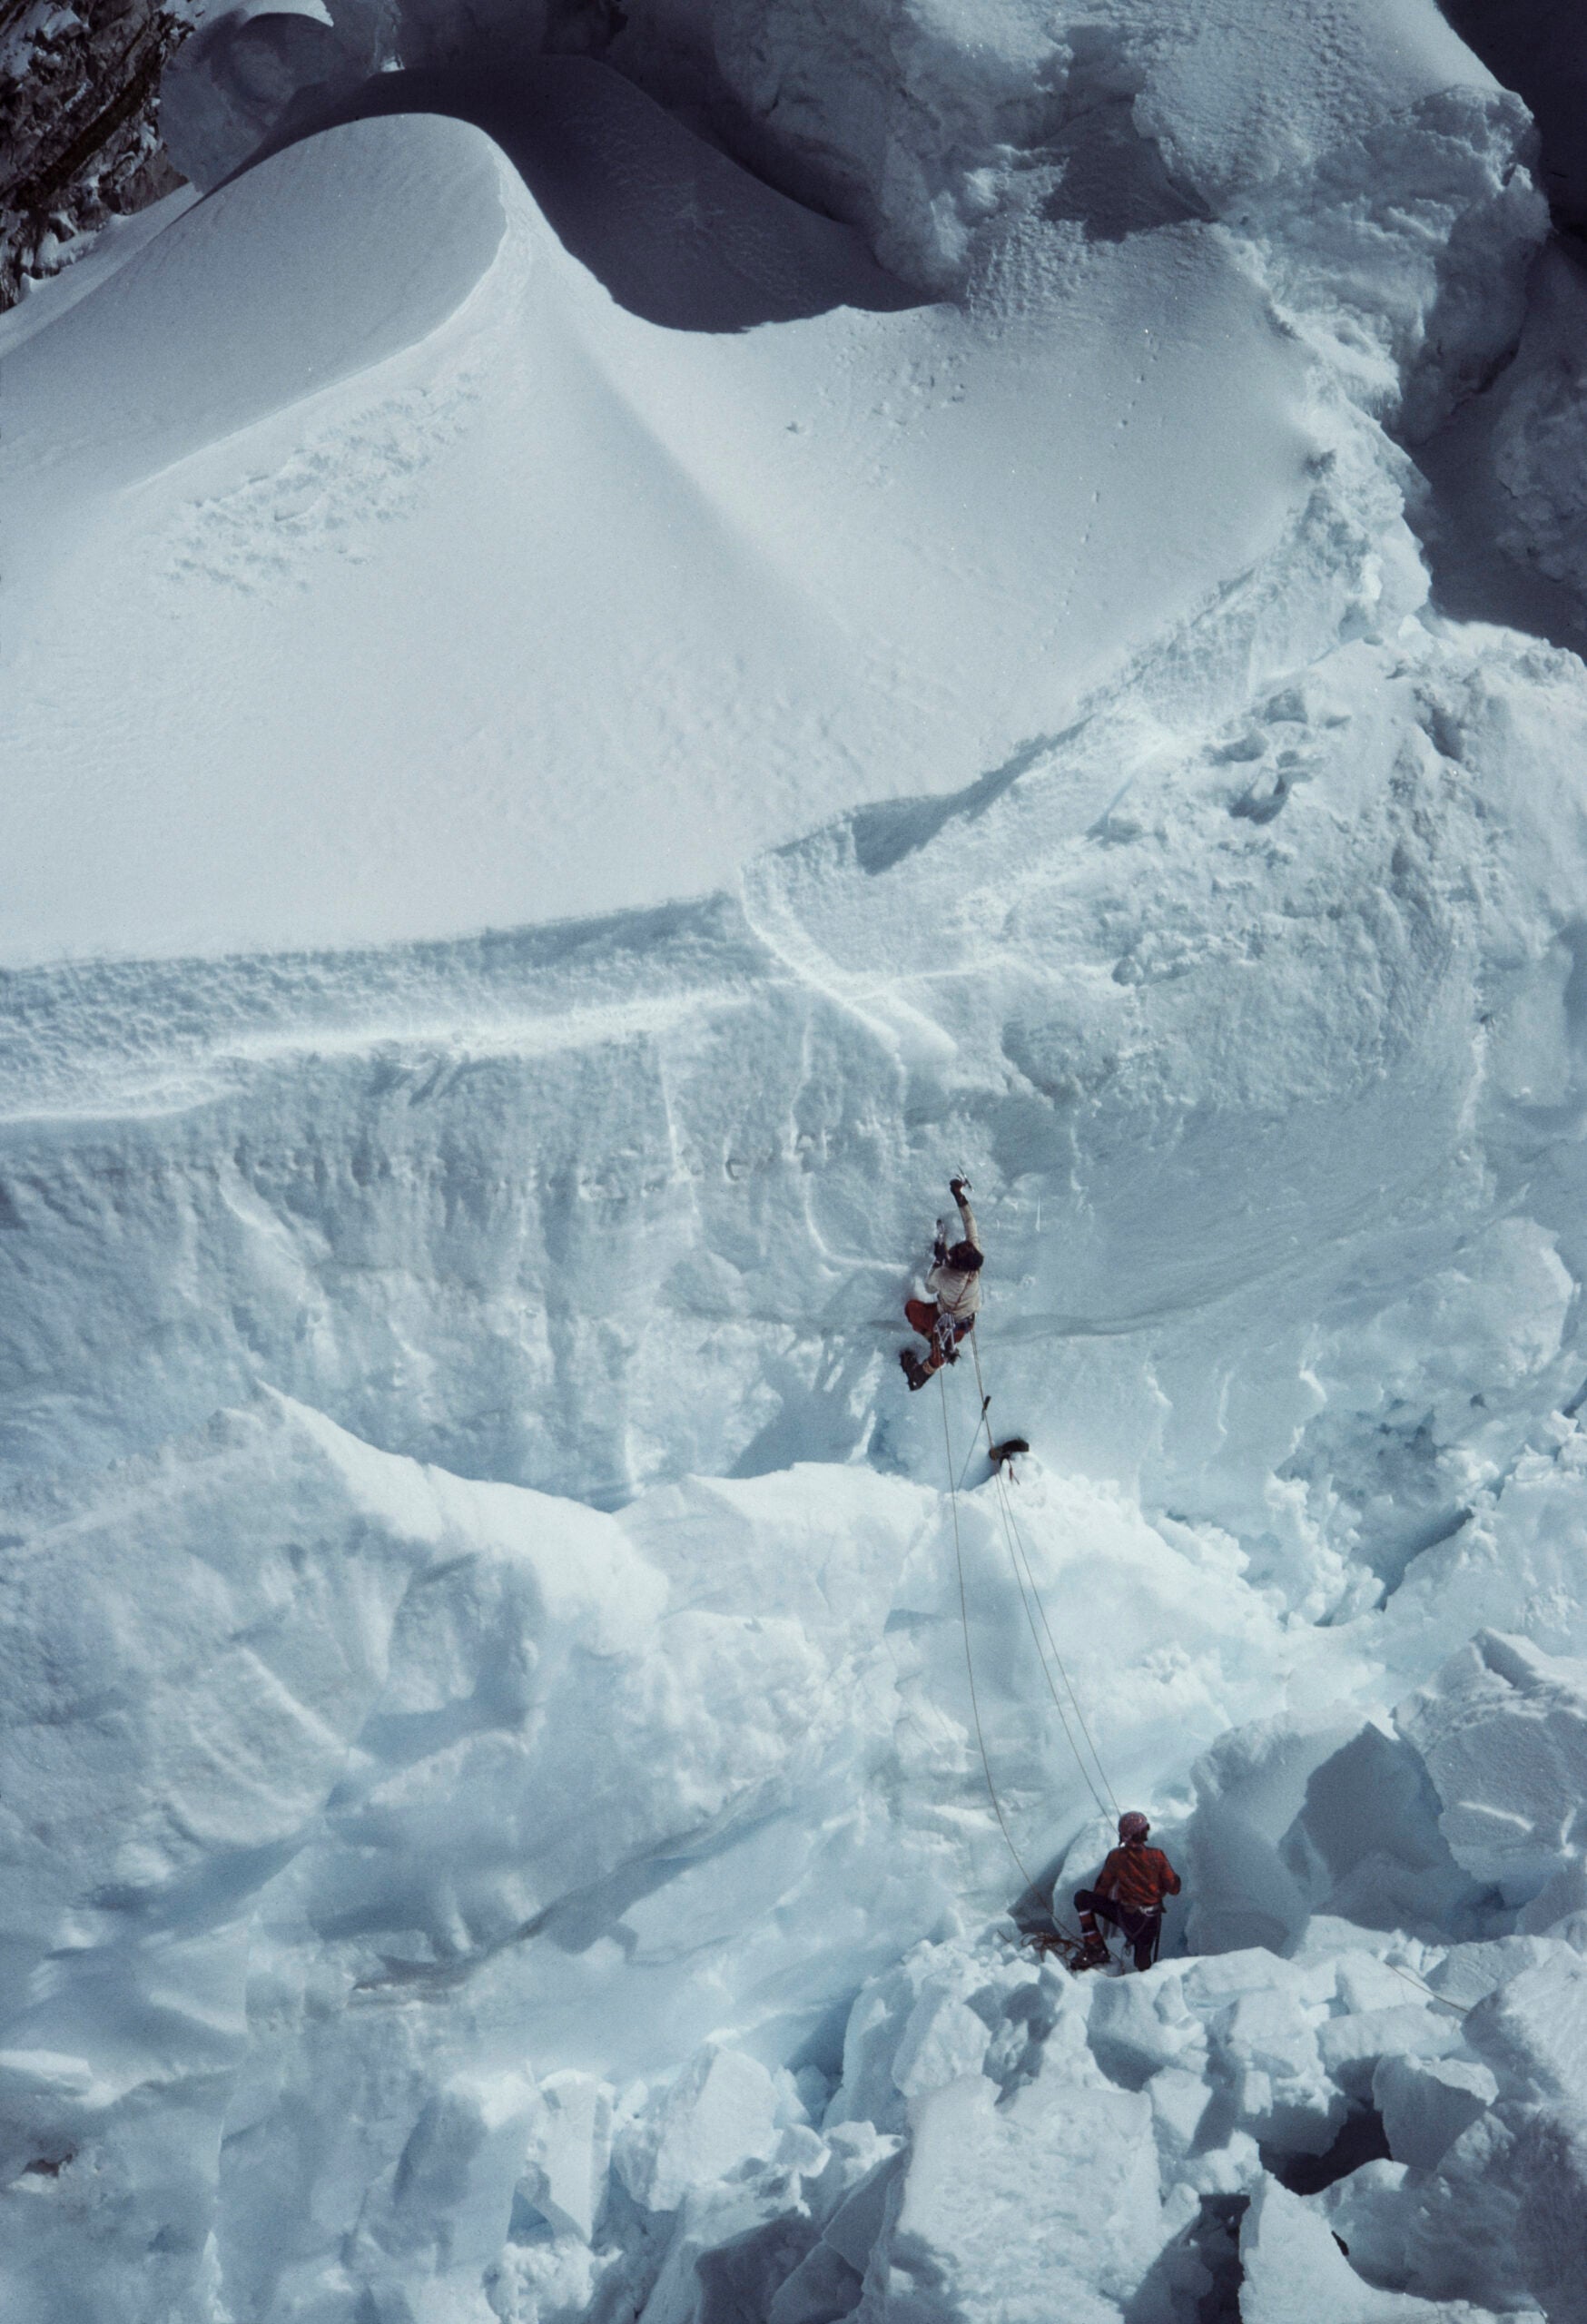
[1023,1926,1109,1974]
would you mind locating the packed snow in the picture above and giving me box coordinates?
[8,0,1587,2319]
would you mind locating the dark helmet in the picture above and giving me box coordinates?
[949,1242,984,1272]
[1118,1811,1150,1843]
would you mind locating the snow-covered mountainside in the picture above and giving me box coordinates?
[8,2,1587,2319]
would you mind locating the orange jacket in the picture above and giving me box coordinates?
[1097,1842,1180,1915]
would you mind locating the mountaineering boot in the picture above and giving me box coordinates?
[900,1350,932,1392]
[1075,1937,1110,1971]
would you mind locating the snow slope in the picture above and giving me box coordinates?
[10,0,1587,2318]
[0,17,1535,960]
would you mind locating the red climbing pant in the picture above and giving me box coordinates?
[904,1297,974,1376]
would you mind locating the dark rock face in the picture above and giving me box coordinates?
[1437,0,1587,239]
[0,0,190,309]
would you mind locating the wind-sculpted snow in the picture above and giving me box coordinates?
[0,3,1549,961]
[0,84,1329,961]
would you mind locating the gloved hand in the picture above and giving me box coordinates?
[950,1177,970,1199]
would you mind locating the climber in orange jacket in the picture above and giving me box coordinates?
[1074,1812,1181,1971]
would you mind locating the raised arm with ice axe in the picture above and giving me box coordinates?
[900,1177,983,1392]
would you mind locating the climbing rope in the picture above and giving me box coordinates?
[991,1472,1113,1822]
[970,1336,1120,1819]
[938,1366,1040,1894]
[941,1321,1497,1995]
[995,1463,1119,1818]
[936,1344,1117,1957]
[1379,1959,1484,2021]
[958,1347,1503,2001]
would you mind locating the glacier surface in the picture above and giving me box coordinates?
[8,0,1587,2319]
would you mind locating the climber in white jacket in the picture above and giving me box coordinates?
[900,1179,984,1391]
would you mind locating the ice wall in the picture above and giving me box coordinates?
[8,605,1587,1565]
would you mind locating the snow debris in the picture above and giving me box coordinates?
[1238,2172,1533,2324]
[616,2045,783,2213]
[1400,1631,1587,1900]
[1374,2052,1497,2171]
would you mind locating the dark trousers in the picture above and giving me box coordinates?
[1075,1887,1162,1972]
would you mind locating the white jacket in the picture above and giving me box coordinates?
[928,1197,983,1319]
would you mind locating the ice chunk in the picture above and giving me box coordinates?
[1373,2053,1495,2170]
[768,2238,864,2324]
[520,2071,612,2244]
[1184,1720,1322,1953]
[763,2132,903,2324]
[866,2073,1165,2323]
[825,1953,1009,2134]
[817,2146,905,2276]
[1280,1723,1473,1933]
[621,2045,782,2215]
[1240,2174,1515,2322]
[1399,1632,1587,1897]
[1517,1856,1587,1944]
[1316,2003,1461,2097]
[825,1961,937,2137]
[639,2176,820,2324]
[366,2067,539,2271]
[1467,1953,1587,2104]
[1506,2105,1587,2324]
[1210,1989,1344,2156]
[1148,2066,1215,2166]
[1087,1973,1206,2091]
[888,1990,992,2104]
[1313,2159,1413,2289]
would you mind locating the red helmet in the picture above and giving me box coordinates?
[1118,1811,1150,1843]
